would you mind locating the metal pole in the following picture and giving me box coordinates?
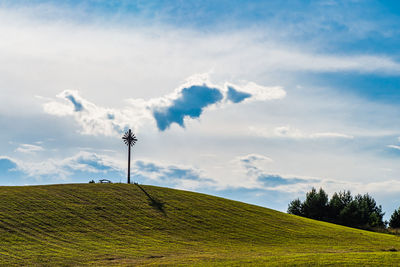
[127,130,131,184]
[123,129,136,184]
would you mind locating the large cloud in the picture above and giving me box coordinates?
[153,85,223,130]
[42,74,286,134]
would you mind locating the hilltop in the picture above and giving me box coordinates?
[1,183,400,266]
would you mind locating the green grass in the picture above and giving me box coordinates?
[1,183,400,266]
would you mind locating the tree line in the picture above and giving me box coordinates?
[287,188,400,229]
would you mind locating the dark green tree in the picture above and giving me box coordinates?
[355,194,384,227]
[339,199,361,227]
[287,198,303,216]
[302,187,328,220]
[338,193,384,228]
[389,208,400,228]
[328,190,352,222]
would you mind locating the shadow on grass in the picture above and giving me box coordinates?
[135,183,166,215]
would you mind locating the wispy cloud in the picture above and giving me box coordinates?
[233,153,319,190]
[15,144,44,154]
[237,154,273,164]
[43,90,131,136]
[225,82,286,103]
[309,132,354,139]
[1,151,214,189]
[250,125,354,140]
[134,159,214,190]
[4,151,124,180]
[387,145,400,150]
[258,174,317,188]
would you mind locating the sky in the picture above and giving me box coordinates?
[2,0,400,220]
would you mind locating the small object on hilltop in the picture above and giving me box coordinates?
[99,179,112,184]
[122,129,138,184]
[89,179,95,183]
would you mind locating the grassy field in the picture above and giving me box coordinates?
[1,183,400,266]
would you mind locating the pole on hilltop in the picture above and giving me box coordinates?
[122,129,137,184]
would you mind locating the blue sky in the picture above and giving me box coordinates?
[2,0,400,219]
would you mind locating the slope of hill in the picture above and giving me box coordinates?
[1,183,400,266]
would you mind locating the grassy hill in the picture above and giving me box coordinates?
[1,184,400,266]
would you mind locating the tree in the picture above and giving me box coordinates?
[287,188,385,229]
[337,193,384,228]
[355,194,384,227]
[339,199,360,227]
[287,198,303,216]
[302,187,328,220]
[328,190,352,222]
[389,208,400,228]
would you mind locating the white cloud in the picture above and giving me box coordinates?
[41,74,286,135]
[4,150,214,187]
[310,132,354,139]
[250,125,354,140]
[223,153,400,198]
[7,151,124,179]
[15,144,44,154]
[42,89,153,136]
[274,126,305,139]
[133,159,214,189]
[234,154,274,177]
[259,49,400,74]
[1,6,400,117]
[224,81,286,102]
[236,153,274,164]
[42,101,74,116]
[271,177,400,197]
[387,145,400,150]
